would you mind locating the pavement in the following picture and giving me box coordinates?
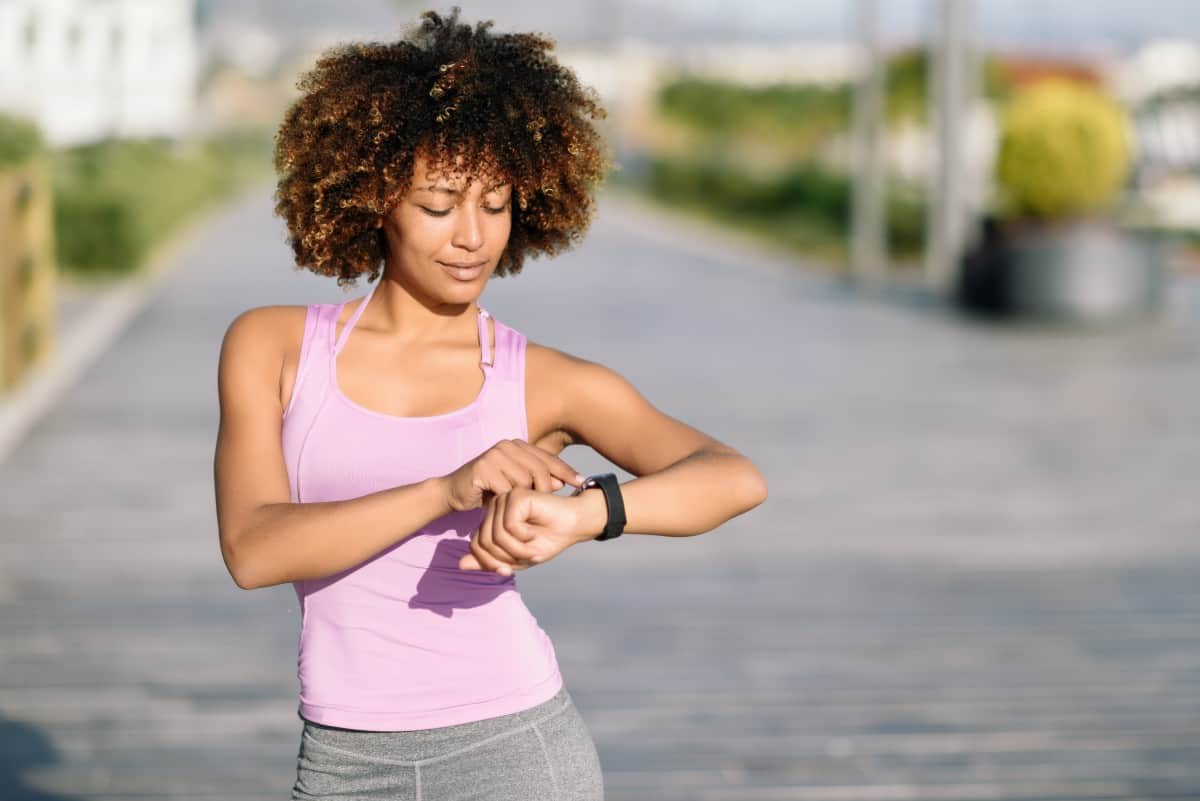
[1,184,1198,800]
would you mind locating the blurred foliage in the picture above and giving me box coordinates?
[640,48,1012,263]
[886,49,1014,119]
[996,78,1131,220]
[1140,83,1200,111]
[635,155,925,262]
[0,113,44,168]
[657,79,849,154]
[656,47,1012,147]
[50,128,274,278]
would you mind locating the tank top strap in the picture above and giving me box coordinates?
[328,282,496,374]
[316,302,339,354]
[282,303,323,420]
[477,306,493,368]
[484,315,524,383]
[332,280,379,356]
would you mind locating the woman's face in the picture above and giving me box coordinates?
[380,150,513,302]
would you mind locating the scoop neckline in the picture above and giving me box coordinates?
[329,301,496,423]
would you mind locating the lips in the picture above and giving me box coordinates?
[439,260,486,281]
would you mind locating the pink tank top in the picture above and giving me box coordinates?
[280,279,564,731]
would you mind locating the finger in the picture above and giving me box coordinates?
[477,463,514,499]
[492,493,538,562]
[496,489,536,542]
[515,441,587,489]
[493,441,561,494]
[477,500,516,575]
[474,500,504,567]
[467,504,501,572]
[490,494,537,570]
[500,490,538,546]
[512,498,549,566]
[534,453,587,489]
[470,525,507,574]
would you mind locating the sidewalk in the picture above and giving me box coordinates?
[1,185,1198,799]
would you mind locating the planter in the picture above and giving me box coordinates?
[956,216,1167,326]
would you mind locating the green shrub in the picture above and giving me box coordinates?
[50,131,272,276]
[654,50,1013,144]
[52,183,147,277]
[657,78,850,145]
[996,79,1131,219]
[0,113,43,167]
[643,155,925,259]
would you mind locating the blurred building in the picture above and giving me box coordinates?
[0,0,197,145]
[561,38,858,107]
[1113,38,1200,105]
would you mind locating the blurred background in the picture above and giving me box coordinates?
[1,0,1198,799]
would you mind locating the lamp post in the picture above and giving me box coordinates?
[925,0,976,294]
[849,0,887,286]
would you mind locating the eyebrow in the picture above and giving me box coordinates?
[417,183,508,195]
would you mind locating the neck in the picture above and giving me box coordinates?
[359,272,478,344]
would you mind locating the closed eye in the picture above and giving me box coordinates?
[420,204,509,218]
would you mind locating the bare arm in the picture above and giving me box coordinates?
[545,346,768,538]
[213,307,453,590]
[458,347,768,574]
[572,444,763,538]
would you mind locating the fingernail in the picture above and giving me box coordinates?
[575,474,586,484]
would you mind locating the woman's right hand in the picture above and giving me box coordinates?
[440,439,586,512]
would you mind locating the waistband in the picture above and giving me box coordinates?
[298,684,573,766]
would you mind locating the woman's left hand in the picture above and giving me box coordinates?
[459,487,595,575]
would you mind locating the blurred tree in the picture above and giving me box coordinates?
[996,79,1131,219]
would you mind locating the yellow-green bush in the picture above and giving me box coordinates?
[996,79,1131,219]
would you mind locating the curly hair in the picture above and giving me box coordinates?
[272,6,612,288]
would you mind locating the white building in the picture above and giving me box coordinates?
[1111,38,1200,107]
[0,0,197,146]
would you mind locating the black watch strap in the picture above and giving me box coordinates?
[575,473,626,541]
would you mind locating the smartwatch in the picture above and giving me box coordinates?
[571,472,626,541]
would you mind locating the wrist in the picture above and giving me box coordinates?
[572,488,608,542]
[426,475,453,516]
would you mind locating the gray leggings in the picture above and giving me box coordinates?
[291,684,604,800]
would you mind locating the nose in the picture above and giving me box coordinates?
[450,204,484,253]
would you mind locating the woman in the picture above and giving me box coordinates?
[213,7,767,800]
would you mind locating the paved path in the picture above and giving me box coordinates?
[2,186,1198,799]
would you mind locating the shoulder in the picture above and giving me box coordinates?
[222,304,311,352]
[524,337,634,395]
[524,338,643,446]
[218,304,313,379]
[523,336,723,476]
[525,338,592,375]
